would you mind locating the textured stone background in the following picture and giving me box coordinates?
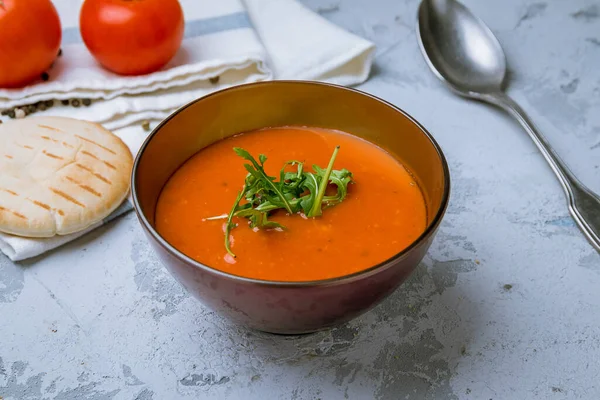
[1,0,599,399]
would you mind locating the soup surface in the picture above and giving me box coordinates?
[155,127,427,281]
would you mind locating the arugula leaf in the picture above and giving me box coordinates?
[236,208,285,230]
[307,146,340,217]
[225,185,247,258]
[322,168,353,206]
[299,172,318,214]
[233,148,294,214]
[280,161,304,192]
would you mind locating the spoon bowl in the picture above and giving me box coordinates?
[417,0,506,95]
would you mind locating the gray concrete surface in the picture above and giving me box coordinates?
[1,0,600,399]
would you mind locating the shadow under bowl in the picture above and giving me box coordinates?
[132,81,450,334]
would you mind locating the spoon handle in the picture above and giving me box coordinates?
[484,92,600,251]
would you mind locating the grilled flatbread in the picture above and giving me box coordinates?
[0,116,132,237]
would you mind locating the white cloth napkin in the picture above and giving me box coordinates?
[0,0,375,261]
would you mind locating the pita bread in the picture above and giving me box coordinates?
[0,116,132,237]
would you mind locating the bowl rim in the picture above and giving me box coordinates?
[131,80,450,287]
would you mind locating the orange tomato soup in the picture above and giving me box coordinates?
[155,127,427,282]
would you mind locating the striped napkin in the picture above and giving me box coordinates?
[0,0,376,261]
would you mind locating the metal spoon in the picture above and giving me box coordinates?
[416,0,600,251]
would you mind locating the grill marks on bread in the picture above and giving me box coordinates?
[28,199,65,216]
[75,135,117,155]
[43,150,64,160]
[80,150,117,170]
[65,176,102,198]
[40,135,75,149]
[14,143,34,150]
[0,188,18,196]
[30,199,50,210]
[75,163,112,185]
[0,206,27,220]
[38,124,64,133]
[49,187,87,208]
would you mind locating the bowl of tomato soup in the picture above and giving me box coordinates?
[132,81,450,334]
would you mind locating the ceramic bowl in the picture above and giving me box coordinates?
[132,81,450,334]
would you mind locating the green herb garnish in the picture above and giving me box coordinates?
[308,145,339,217]
[210,146,353,258]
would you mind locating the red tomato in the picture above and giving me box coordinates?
[0,0,62,88]
[80,0,185,76]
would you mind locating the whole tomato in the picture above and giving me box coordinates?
[80,0,184,76]
[0,0,62,88]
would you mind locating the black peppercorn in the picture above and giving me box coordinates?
[41,72,49,81]
[71,99,81,107]
[27,105,36,114]
[82,98,92,106]
[39,103,47,111]
[7,110,15,118]
[61,99,70,106]
[58,48,63,57]
[1,110,8,116]
[45,100,54,108]
[209,76,220,84]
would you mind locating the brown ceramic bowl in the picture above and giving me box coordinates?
[132,81,450,334]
